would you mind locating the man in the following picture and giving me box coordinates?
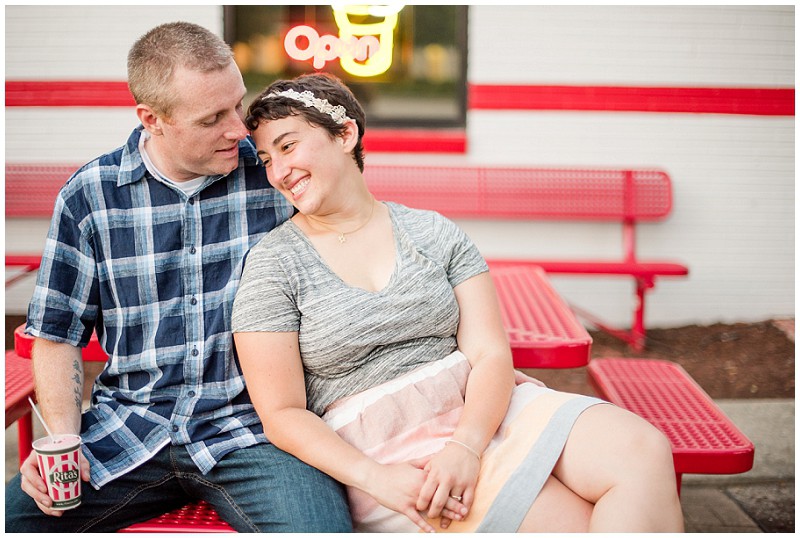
[5,21,352,532]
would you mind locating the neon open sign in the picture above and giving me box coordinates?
[284,4,404,77]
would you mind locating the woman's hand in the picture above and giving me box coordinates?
[362,461,441,533]
[416,442,479,527]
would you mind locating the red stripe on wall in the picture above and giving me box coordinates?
[8,80,793,116]
[6,81,135,107]
[363,129,466,153]
[469,84,795,116]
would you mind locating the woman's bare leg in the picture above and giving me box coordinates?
[517,474,593,532]
[552,404,684,532]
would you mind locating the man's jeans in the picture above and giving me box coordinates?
[5,442,352,532]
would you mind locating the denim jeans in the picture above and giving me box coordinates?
[5,442,352,532]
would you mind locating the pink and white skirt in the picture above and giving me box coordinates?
[321,351,603,532]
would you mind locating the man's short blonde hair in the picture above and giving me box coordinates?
[127,21,233,117]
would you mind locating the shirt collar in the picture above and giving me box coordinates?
[116,126,261,187]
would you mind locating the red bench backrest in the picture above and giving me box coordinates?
[364,165,672,221]
[6,163,673,221]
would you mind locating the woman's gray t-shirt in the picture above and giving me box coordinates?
[231,202,489,415]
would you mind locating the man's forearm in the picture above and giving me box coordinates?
[31,337,84,435]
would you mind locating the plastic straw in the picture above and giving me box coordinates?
[27,396,55,439]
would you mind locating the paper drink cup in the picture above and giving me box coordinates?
[33,434,82,510]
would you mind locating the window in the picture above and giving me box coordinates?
[225,5,467,128]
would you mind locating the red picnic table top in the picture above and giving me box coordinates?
[490,265,591,368]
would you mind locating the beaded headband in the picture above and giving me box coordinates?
[265,89,352,125]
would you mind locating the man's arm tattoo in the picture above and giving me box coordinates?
[72,358,83,410]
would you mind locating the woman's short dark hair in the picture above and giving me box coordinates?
[246,73,366,172]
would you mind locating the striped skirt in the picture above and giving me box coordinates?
[321,351,604,532]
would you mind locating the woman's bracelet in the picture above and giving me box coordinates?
[446,439,481,460]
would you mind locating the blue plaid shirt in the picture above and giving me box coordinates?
[26,126,293,488]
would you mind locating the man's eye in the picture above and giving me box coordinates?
[202,115,220,126]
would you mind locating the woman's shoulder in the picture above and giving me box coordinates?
[245,220,298,264]
[385,201,451,229]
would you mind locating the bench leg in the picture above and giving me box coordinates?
[631,277,654,351]
[18,412,33,467]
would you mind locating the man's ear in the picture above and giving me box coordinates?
[136,104,164,136]
[340,119,359,153]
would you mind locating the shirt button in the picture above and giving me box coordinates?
[192,348,199,357]
[189,246,196,254]
[189,197,195,205]
[172,425,179,432]
[190,297,197,305]
[188,390,196,398]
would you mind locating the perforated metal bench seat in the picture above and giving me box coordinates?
[587,357,754,489]
[490,265,591,368]
[119,500,235,533]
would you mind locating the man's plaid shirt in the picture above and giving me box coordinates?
[26,126,293,488]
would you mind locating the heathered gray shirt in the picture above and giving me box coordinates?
[231,202,488,416]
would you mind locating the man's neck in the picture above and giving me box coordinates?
[140,131,200,183]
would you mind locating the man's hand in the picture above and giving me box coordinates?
[19,448,90,516]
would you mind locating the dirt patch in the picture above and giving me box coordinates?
[523,319,795,399]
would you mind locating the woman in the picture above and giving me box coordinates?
[232,73,684,533]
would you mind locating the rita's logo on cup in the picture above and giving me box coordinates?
[50,468,79,484]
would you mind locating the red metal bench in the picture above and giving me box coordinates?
[588,357,755,492]
[5,350,35,467]
[5,256,42,468]
[362,164,689,350]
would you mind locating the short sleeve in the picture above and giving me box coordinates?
[26,186,100,347]
[231,238,300,333]
[438,215,489,287]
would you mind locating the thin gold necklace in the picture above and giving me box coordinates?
[306,199,376,244]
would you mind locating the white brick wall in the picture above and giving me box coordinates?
[469,5,794,85]
[5,6,222,79]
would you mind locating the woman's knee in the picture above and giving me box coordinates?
[620,415,675,474]
[558,404,674,483]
